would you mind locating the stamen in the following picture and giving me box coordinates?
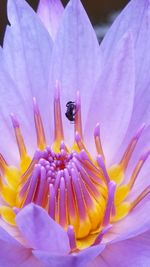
[1,88,150,248]
[94,123,105,161]
[10,114,27,160]
[19,158,38,184]
[0,154,8,173]
[79,150,103,184]
[128,151,150,190]
[59,177,67,227]
[130,186,150,211]
[75,91,83,139]
[60,141,69,153]
[67,225,77,252]
[64,168,79,231]
[75,132,87,152]
[92,224,112,245]
[33,98,46,150]
[34,166,46,205]
[120,124,145,170]
[13,207,20,215]
[102,181,116,226]
[71,157,100,199]
[22,164,40,207]
[97,155,110,184]
[48,184,55,220]
[54,82,64,144]
[71,168,87,220]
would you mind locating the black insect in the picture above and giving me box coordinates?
[65,101,77,122]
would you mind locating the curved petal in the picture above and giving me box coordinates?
[89,230,150,267]
[103,194,150,244]
[101,0,150,159]
[3,0,53,147]
[0,227,43,267]
[0,226,21,245]
[0,218,29,247]
[101,0,149,65]
[33,243,105,267]
[124,126,150,200]
[85,33,135,164]
[16,204,70,254]
[37,0,64,40]
[0,66,32,164]
[49,0,101,144]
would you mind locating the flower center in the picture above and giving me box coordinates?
[0,83,150,249]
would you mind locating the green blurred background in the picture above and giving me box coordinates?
[0,0,129,44]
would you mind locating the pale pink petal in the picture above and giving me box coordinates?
[101,0,150,160]
[0,66,30,164]
[33,243,105,267]
[3,0,53,150]
[85,33,135,164]
[89,230,150,267]
[0,227,43,267]
[37,0,64,39]
[103,195,150,244]
[49,0,101,144]
[16,204,70,254]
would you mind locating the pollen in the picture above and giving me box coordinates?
[0,83,150,250]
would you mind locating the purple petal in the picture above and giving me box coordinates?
[0,67,29,164]
[49,0,101,144]
[0,226,21,245]
[3,0,53,149]
[125,128,150,201]
[33,243,105,267]
[16,204,70,254]
[89,230,150,267]
[0,244,43,267]
[85,33,135,164]
[101,0,149,64]
[37,0,64,40]
[104,194,150,244]
[0,226,43,267]
[101,0,150,159]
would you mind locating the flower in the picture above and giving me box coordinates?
[0,0,150,266]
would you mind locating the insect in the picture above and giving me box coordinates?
[65,101,77,122]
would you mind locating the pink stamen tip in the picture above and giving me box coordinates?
[75,131,81,142]
[60,141,66,150]
[133,123,146,140]
[33,150,43,160]
[97,155,110,183]
[94,123,100,137]
[10,113,19,128]
[67,225,77,251]
[13,207,20,215]
[92,224,112,245]
[140,150,150,161]
[33,97,39,114]
[76,91,81,107]
[79,149,89,161]
[54,80,60,101]
[103,181,116,226]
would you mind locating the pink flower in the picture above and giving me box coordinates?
[0,0,150,266]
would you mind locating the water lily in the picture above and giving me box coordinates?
[0,0,150,266]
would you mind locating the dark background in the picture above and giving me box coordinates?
[0,0,129,44]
